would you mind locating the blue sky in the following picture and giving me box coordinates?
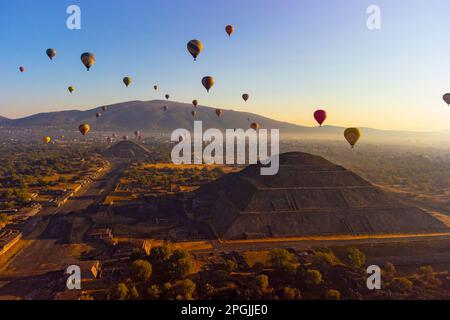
[1,0,450,131]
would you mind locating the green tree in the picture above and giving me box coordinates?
[346,247,366,269]
[384,262,397,277]
[305,269,323,288]
[255,274,269,291]
[130,260,152,282]
[224,259,238,274]
[178,279,196,300]
[147,285,161,300]
[128,285,140,300]
[280,287,301,300]
[150,245,172,263]
[170,249,190,262]
[110,282,129,300]
[325,289,341,300]
[173,258,196,278]
[391,277,413,292]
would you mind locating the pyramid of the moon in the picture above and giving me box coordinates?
[191,152,448,240]
[102,140,151,159]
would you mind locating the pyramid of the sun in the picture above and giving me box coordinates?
[191,152,448,239]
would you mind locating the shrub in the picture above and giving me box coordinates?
[325,289,341,300]
[130,260,152,282]
[346,247,366,269]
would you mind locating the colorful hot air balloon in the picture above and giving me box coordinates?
[187,40,203,61]
[314,109,327,126]
[250,122,260,130]
[19,66,25,73]
[79,124,90,136]
[46,48,56,60]
[226,25,234,37]
[192,100,199,108]
[154,85,158,91]
[344,128,361,148]
[81,52,95,71]
[242,94,249,102]
[68,86,75,93]
[202,76,215,93]
[165,94,170,100]
[215,109,222,117]
[443,93,450,106]
[123,77,132,87]
[43,136,51,144]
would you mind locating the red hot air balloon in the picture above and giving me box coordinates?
[250,122,260,130]
[314,109,327,126]
[19,66,25,73]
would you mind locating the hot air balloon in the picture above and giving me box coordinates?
[96,112,102,118]
[154,85,158,90]
[242,94,249,102]
[314,109,327,126]
[68,86,75,93]
[344,128,361,148]
[81,52,95,71]
[191,110,196,117]
[43,136,51,144]
[79,124,90,136]
[187,40,203,61]
[250,122,260,130]
[123,77,132,87]
[19,66,25,73]
[46,48,56,60]
[226,25,234,37]
[202,76,215,93]
[443,93,450,106]
[215,109,222,117]
[102,106,107,111]
[192,100,199,108]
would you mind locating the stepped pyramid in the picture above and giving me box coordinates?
[192,152,448,239]
[102,140,151,159]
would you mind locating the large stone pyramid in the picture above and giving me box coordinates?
[102,140,151,159]
[192,152,448,239]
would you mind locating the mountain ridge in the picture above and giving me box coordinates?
[2,100,449,141]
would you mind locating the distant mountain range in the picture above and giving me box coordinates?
[1,100,448,142]
[0,116,10,124]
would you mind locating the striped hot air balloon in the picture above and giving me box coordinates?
[81,52,96,71]
[202,76,215,93]
[344,128,361,148]
[187,40,203,61]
